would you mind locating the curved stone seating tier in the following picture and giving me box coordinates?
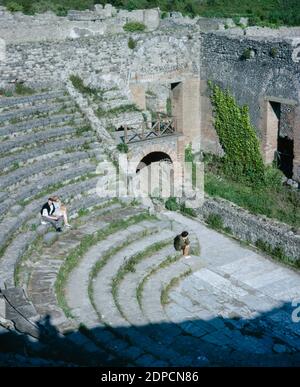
[0,125,81,155]
[0,90,66,109]
[0,162,99,220]
[0,101,75,125]
[65,217,173,365]
[0,150,99,191]
[0,137,99,173]
[0,176,102,250]
[27,209,145,329]
[0,114,84,139]
[0,194,118,290]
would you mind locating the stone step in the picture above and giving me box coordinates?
[0,114,84,138]
[91,226,197,365]
[0,101,76,124]
[102,89,127,101]
[0,197,117,290]
[0,136,99,173]
[0,162,101,219]
[14,162,98,201]
[0,176,100,248]
[113,230,203,365]
[1,287,39,337]
[0,232,36,289]
[0,90,67,109]
[103,111,144,129]
[67,220,171,327]
[27,207,145,332]
[141,255,208,366]
[16,198,119,289]
[0,125,79,154]
[0,150,98,191]
[117,245,176,328]
[100,99,131,111]
[66,220,170,363]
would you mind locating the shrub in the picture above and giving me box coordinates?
[241,48,252,60]
[69,74,98,96]
[206,213,224,230]
[264,166,284,189]
[180,202,196,217]
[6,1,23,12]
[15,82,34,95]
[117,142,129,153]
[128,37,137,50]
[270,47,278,58]
[123,22,146,32]
[165,197,180,211]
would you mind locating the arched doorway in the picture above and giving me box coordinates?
[134,151,174,198]
[136,151,172,173]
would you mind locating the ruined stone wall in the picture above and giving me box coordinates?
[200,32,299,138]
[0,28,200,89]
[0,5,160,43]
[198,196,300,261]
[200,31,300,180]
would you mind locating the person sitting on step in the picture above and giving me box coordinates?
[173,231,191,259]
[51,195,71,228]
[40,198,63,232]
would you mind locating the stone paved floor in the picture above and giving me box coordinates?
[161,211,300,365]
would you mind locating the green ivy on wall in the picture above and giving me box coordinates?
[208,81,265,184]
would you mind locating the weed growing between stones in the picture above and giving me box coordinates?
[111,238,172,317]
[55,212,155,317]
[136,253,181,308]
[123,22,146,32]
[161,269,192,305]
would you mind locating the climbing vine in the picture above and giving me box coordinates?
[208,82,265,184]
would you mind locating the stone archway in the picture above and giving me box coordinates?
[136,151,172,172]
[128,140,181,200]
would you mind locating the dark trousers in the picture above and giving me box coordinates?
[42,216,64,230]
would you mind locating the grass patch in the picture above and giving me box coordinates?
[55,212,155,317]
[165,197,197,218]
[70,74,103,100]
[96,104,140,118]
[75,125,91,136]
[117,142,128,153]
[14,83,35,95]
[128,37,137,50]
[111,238,172,318]
[255,239,300,268]
[136,253,181,309]
[205,169,300,228]
[0,88,14,97]
[161,269,192,305]
[205,213,224,230]
[123,22,146,32]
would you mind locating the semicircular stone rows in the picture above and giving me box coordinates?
[0,87,110,292]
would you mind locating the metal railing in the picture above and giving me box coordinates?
[120,114,178,144]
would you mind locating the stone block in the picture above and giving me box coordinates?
[127,10,144,24]
[144,9,160,30]
[9,204,23,216]
[0,38,5,62]
[43,232,58,245]
[0,296,6,318]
